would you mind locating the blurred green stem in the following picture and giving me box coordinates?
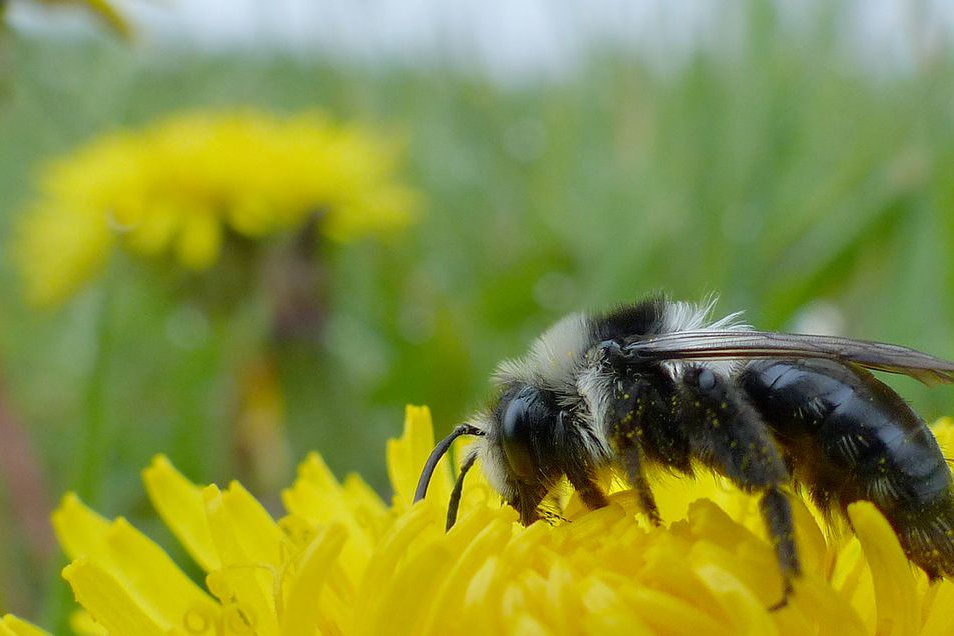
[75,282,115,505]
[42,280,117,632]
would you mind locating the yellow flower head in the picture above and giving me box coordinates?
[8,409,954,634]
[15,110,419,307]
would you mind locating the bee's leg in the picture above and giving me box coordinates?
[621,451,661,525]
[564,463,610,511]
[509,482,550,525]
[603,371,684,525]
[679,365,800,609]
[760,486,798,609]
[609,430,661,524]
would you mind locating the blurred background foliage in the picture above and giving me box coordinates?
[3,0,954,628]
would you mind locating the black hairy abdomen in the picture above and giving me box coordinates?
[741,359,949,508]
[742,358,954,578]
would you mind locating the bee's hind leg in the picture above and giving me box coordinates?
[761,486,798,610]
[679,365,801,610]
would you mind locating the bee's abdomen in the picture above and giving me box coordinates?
[741,358,954,577]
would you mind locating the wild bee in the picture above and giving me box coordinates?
[414,296,954,606]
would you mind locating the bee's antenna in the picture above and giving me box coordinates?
[413,423,484,503]
[446,452,478,530]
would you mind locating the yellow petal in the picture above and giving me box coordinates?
[829,535,876,633]
[175,209,221,270]
[353,504,443,632]
[684,498,757,554]
[125,201,180,255]
[341,473,388,521]
[847,501,919,636]
[227,196,275,236]
[623,587,734,636]
[51,493,111,561]
[692,562,779,636]
[539,561,588,635]
[203,484,281,636]
[386,405,455,511]
[221,480,287,565]
[578,577,653,635]
[52,493,219,628]
[363,542,452,636]
[461,557,506,634]
[281,524,348,635]
[922,578,954,636]
[68,612,107,636]
[283,453,346,528]
[507,613,555,636]
[932,417,954,459]
[795,578,867,636]
[284,452,388,535]
[282,455,383,587]
[638,537,727,623]
[142,454,221,572]
[419,510,514,634]
[789,497,829,577]
[61,559,167,636]
[582,610,654,636]
[16,203,113,308]
[0,615,52,636]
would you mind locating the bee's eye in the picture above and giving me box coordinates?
[501,387,551,479]
[502,395,535,478]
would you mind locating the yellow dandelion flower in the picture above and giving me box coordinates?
[15,110,419,307]
[16,407,954,634]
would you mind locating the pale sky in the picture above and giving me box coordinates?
[7,0,953,80]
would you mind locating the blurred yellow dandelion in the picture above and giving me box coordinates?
[15,110,419,307]
[8,409,954,634]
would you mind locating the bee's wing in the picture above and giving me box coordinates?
[621,330,954,385]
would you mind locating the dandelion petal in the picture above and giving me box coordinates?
[848,501,919,636]
[61,559,167,636]
[142,454,221,572]
[0,615,52,636]
[386,405,452,509]
[281,524,348,635]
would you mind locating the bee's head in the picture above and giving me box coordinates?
[414,383,564,529]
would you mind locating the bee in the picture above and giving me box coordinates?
[414,296,954,607]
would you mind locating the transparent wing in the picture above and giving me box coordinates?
[621,330,954,385]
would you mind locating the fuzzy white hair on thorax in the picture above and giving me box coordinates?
[574,362,615,459]
[494,312,592,393]
[660,296,752,379]
[660,295,750,333]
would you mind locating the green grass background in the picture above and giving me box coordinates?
[3,2,954,628]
